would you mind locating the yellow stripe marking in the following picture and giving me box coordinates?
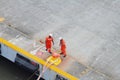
[0,17,5,22]
[0,38,79,80]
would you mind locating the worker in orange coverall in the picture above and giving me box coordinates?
[45,34,54,53]
[59,37,67,57]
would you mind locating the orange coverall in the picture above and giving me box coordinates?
[45,36,54,53]
[60,39,66,57]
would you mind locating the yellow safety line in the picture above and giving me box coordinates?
[0,38,79,80]
[0,17,5,22]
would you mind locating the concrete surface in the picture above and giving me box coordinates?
[0,0,120,80]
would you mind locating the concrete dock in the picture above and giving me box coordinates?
[0,0,120,80]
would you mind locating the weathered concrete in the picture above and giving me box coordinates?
[0,0,120,80]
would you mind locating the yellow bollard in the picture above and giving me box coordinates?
[47,56,61,66]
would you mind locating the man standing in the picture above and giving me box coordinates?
[59,37,67,57]
[45,34,54,53]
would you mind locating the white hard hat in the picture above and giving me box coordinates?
[59,37,62,40]
[49,33,53,37]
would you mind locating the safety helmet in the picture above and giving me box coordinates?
[59,37,62,40]
[49,33,53,37]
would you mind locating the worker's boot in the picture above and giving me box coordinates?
[49,52,52,54]
[48,49,52,54]
[60,52,63,55]
[63,55,66,57]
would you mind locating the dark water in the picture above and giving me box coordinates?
[0,56,37,80]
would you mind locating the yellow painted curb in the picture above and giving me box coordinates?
[0,17,5,22]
